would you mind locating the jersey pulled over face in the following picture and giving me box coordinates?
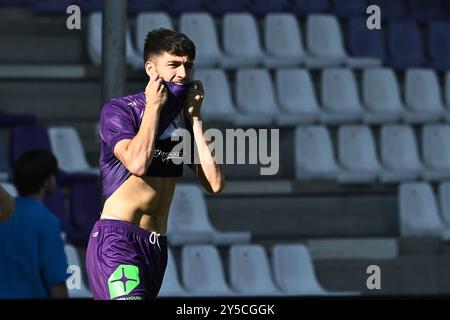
[98,82,193,200]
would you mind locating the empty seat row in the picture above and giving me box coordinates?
[196,67,450,126]
[295,124,450,183]
[89,11,450,71]
[13,0,450,22]
[160,243,357,297]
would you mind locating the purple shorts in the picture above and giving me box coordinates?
[86,219,167,300]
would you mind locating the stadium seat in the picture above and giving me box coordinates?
[204,0,250,15]
[48,127,99,176]
[193,69,239,123]
[69,181,101,246]
[0,182,17,197]
[64,244,93,299]
[379,125,423,183]
[421,125,450,181]
[249,0,289,16]
[161,0,204,15]
[438,182,450,228]
[291,0,330,17]
[234,68,279,126]
[181,245,235,296]
[331,0,367,18]
[295,126,341,180]
[346,17,384,68]
[337,125,382,183]
[0,111,35,127]
[127,0,162,13]
[320,68,364,124]
[406,0,448,23]
[427,21,450,72]
[229,244,282,296]
[404,68,445,123]
[135,12,173,56]
[32,0,73,13]
[10,125,51,164]
[179,13,223,67]
[387,20,425,70]
[0,0,31,7]
[75,0,101,13]
[263,13,306,67]
[221,13,265,68]
[159,248,189,297]
[272,244,358,295]
[275,69,323,125]
[87,12,142,69]
[305,14,348,68]
[369,0,408,20]
[399,182,450,238]
[362,68,405,123]
[168,184,251,245]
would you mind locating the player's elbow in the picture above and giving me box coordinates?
[128,159,148,177]
[210,179,225,194]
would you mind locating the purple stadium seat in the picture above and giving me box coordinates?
[45,185,92,247]
[347,17,385,60]
[127,0,162,13]
[249,0,289,16]
[10,125,51,164]
[406,0,448,23]
[69,181,101,245]
[331,0,367,18]
[161,0,204,15]
[387,20,425,70]
[76,0,102,13]
[369,0,408,20]
[291,0,330,17]
[205,0,250,15]
[32,0,74,13]
[428,21,450,72]
[0,111,35,127]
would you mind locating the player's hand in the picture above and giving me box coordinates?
[145,73,168,110]
[186,80,204,120]
[0,187,15,223]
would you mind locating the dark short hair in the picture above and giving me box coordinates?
[143,28,196,63]
[13,149,58,196]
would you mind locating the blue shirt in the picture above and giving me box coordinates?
[0,197,68,299]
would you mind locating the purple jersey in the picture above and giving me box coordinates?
[99,83,191,200]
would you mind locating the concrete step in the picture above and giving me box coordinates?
[0,80,144,122]
[205,194,398,238]
[307,238,399,259]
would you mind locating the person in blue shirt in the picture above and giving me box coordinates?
[0,149,69,299]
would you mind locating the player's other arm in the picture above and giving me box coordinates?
[187,80,225,194]
[115,75,167,177]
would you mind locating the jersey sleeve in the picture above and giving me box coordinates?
[99,100,137,152]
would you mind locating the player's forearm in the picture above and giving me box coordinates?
[192,117,225,193]
[123,105,160,176]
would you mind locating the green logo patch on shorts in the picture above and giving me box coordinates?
[108,264,140,299]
